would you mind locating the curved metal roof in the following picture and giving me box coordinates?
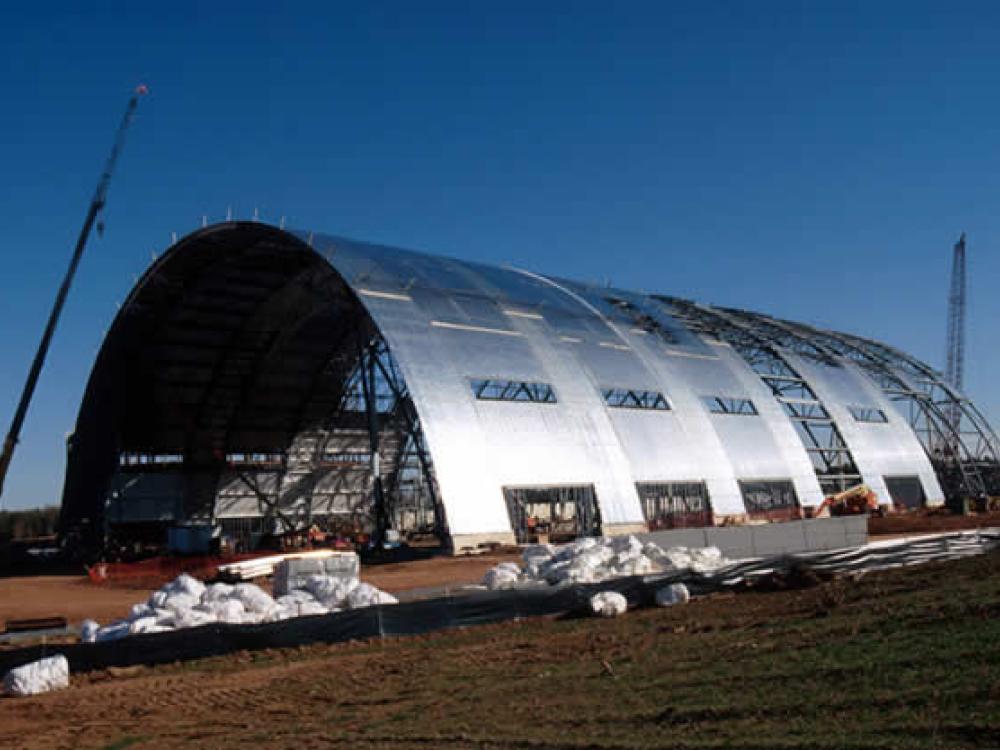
[60,222,1000,548]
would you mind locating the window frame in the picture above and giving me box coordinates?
[702,395,759,416]
[601,387,671,411]
[469,378,558,404]
[738,478,800,518]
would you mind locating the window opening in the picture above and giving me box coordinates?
[702,395,758,416]
[739,479,800,521]
[602,388,670,411]
[635,481,712,529]
[503,485,601,543]
[883,475,926,509]
[471,379,557,403]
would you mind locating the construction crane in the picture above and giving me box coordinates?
[0,85,148,505]
[944,233,967,430]
[945,233,967,392]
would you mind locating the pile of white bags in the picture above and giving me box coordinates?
[84,571,398,643]
[3,655,69,697]
[483,536,731,590]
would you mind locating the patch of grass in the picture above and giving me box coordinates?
[302,551,1000,749]
[14,550,1000,749]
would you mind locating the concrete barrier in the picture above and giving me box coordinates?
[639,516,867,558]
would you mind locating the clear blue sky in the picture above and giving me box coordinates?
[1,1,998,510]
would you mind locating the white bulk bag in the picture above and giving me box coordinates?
[655,582,691,607]
[589,591,628,618]
[79,619,100,644]
[4,655,70,697]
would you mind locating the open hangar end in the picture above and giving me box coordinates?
[57,222,1000,556]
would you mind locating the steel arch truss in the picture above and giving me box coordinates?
[654,297,863,495]
[224,329,446,548]
[765,318,1000,501]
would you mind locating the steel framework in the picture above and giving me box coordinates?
[657,297,864,495]
[213,330,444,548]
[756,315,1000,502]
[945,233,967,396]
[60,222,1000,555]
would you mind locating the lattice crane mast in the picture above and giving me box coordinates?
[0,85,148,504]
[944,232,967,429]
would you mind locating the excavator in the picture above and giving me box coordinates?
[808,484,883,518]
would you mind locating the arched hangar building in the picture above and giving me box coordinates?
[60,223,1000,553]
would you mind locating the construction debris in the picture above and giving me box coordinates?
[3,654,69,697]
[483,536,732,589]
[84,571,397,643]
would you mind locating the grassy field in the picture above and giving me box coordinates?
[2,549,999,749]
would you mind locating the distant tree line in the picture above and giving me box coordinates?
[0,506,60,540]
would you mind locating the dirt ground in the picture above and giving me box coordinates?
[1,547,997,749]
[3,513,999,628]
[868,509,1000,538]
[0,551,522,628]
[362,549,521,594]
[0,577,154,628]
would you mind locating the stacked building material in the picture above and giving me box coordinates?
[272,552,360,596]
[217,549,340,581]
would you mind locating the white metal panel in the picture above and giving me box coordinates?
[301,230,962,532]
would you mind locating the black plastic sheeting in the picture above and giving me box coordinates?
[2,529,997,676]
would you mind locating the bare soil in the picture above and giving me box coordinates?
[0,548,997,749]
[868,509,1000,538]
[362,549,521,594]
[3,512,997,630]
[0,551,522,631]
[0,577,156,629]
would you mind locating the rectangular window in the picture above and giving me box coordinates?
[503,485,602,543]
[470,379,557,403]
[883,475,926,509]
[781,400,830,420]
[602,387,670,411]
[739,479,799,520]
[849,405,889,423]
[636,481,712,529]
[702,395,758,416]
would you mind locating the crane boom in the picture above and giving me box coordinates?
[0,86,148,504]
[944,232,967,430]
[945,233,967,392]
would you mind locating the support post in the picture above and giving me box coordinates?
[358,336,388,550]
